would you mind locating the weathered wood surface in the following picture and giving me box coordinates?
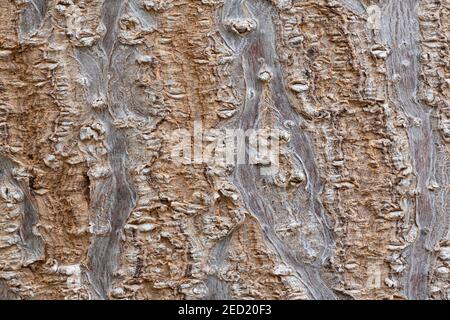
[0,0,448,300]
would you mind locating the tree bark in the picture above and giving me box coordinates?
[0,0,448,300]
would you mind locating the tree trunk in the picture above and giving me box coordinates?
[0,0,448,300]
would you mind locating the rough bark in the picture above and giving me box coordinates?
[0,0,448,300]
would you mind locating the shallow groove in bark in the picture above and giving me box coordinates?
[18,0,48,39]
[205,236,231,300]
[219,0,335,300]
[75,0,138,299]
[0,155,44,266]
[380,0,445,300]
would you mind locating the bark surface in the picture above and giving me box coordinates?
[0,0,448,300]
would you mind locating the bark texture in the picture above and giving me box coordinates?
[0,0,448,300]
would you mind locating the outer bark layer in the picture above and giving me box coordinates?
[0,0,448,300]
